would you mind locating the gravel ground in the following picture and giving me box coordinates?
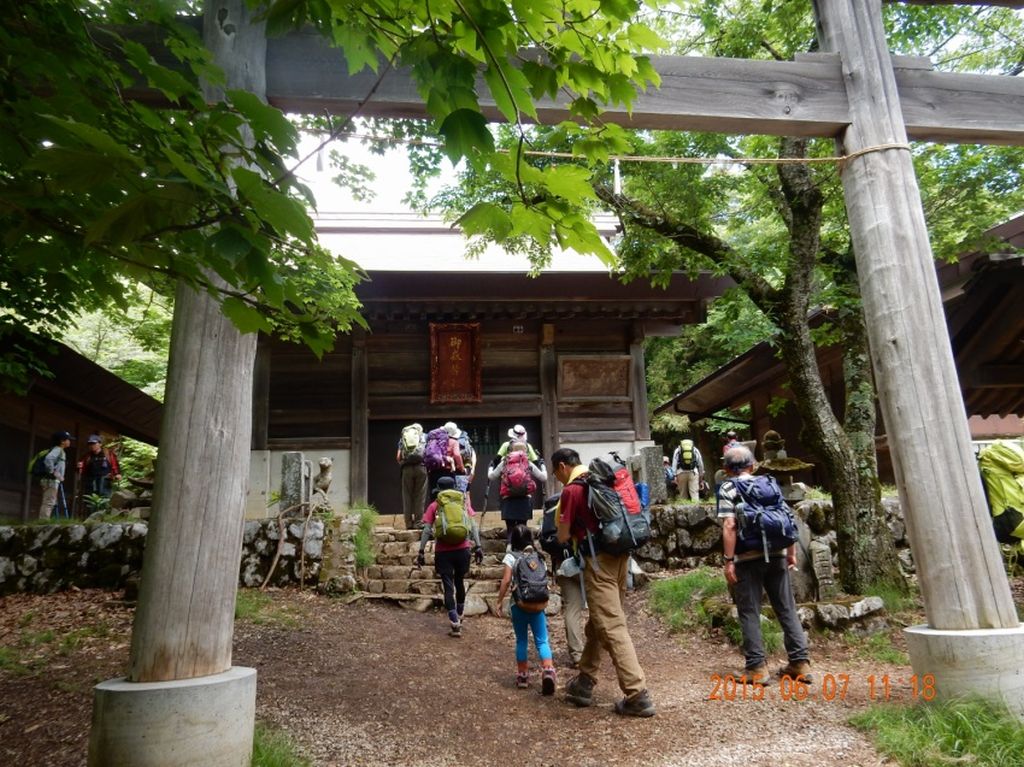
[8,578,1007,766]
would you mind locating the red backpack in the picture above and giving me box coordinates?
[501,452,537,498]
[574,453,650,555]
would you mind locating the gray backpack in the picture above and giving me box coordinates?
[512,547,549,611]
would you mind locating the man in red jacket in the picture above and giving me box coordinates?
[79,434,121,513]
[552,447,655,718]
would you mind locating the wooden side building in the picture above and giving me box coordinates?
[655,215,1024,485]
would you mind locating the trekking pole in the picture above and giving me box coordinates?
[57,484,70,519]
[479,478,490,530]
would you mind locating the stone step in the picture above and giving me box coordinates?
[375,511,544,532]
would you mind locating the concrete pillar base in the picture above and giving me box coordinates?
[904,624,1024,719]
[88,666,257,767]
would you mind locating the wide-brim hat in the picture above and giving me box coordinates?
[443,421,461,438]
[508,424,527,441]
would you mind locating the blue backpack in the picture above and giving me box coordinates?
[730,475,799,561]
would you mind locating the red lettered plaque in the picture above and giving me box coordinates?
[430,323,482,403]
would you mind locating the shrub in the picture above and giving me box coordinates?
[351,503,379,568]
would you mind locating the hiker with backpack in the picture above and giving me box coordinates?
[416,476,484,637]
[496,424,539,462]
[549,447,656,718]
[423,424,464,493]
[539,494,585,668]
[396,423,428,529]
[78,434,122,514]
[488,441,547,545]
[718,445,811,685]
[443,421,475,492]
[33,431,73,520]
[495,524,557,694]
[671,435,705,503]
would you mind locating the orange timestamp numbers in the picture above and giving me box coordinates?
[707,672,937,703]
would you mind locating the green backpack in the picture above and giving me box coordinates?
[679,439,696,470]
[434,489,470,545]
[28,448,50,478]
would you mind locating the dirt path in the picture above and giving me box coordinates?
[0,587,916,766]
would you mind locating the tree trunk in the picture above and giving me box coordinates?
[128,0,265,682]
[775,305,904,593]
[769,137,905,595]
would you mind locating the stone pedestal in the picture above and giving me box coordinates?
[904,625,1024,719]
[88,666,257,766]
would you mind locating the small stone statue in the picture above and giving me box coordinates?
[310,457,333,512]
[804,503,838,600]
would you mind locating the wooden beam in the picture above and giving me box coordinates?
[890,1,1024,8]
[815,0,1018,630]
[122,22,1024,145]
[350,327,368,503]
[630,323,651,441]
[540,324,559,468]
[965,364,1024,388]
[251,335,270,450]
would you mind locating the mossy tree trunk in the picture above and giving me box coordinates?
[598,135,905,595]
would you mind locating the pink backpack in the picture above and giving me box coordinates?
[501,452,536,498]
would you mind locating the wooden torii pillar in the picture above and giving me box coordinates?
[89,2,260,765]
[813,0,1023,714]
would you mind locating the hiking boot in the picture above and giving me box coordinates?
[614,689,656,718]
[448,622,462,638]
[742,664,770,685]
[541,668,557,696]
[778,659,812,683]
[515,671,529,689]
[565,673,596,707]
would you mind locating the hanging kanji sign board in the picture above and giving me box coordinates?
[430,323,482,403]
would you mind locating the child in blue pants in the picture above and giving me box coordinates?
[496,524,557,694]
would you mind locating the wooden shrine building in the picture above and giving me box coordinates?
[248,265,730,517]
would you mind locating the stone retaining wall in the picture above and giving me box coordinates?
[0,514,360,596]
[633,497,908,569]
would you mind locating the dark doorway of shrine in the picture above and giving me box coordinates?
[367,417,544,520]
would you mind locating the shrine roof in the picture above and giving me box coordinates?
[354,270,732,325]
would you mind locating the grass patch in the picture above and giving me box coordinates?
[649,568,728,633]
[0,646,30,674]
[252,722,311,767]
[351,503,379,568]
[57,623,112,655]
[648,568,784,652]
[802,486,832,501]
[234,589,303,629]
[851,698,1024,767]
[865,581,919,616]
[843,631,908,665]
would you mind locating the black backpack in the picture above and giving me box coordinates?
[730,475,799,561]
[539,494,562,557]
[512,548,549,610]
